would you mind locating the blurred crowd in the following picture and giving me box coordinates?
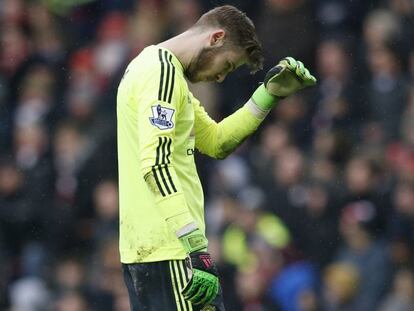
[1,0,414,310]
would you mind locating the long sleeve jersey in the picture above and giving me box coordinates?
[117,45,266,263]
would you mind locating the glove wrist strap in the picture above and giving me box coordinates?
[251,84,280,111]
[178,227,208,254]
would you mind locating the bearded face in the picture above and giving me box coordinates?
[185,46,221,83]
[185,45,245,83]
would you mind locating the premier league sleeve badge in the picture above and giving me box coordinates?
[149,104,175,130]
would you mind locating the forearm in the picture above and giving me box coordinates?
[143,166,195,235]
[144,167,207,254]
[212,56,317,158]
[214,99,269,159]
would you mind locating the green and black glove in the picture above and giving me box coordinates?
[178,228,219,306]
[251,56,317,111]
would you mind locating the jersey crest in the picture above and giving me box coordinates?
[149,104,175,130]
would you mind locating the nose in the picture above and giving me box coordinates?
[215,74,226,83]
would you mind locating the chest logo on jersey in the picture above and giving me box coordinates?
[149,104,175,130]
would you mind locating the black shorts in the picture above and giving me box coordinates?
[122,260,225,311]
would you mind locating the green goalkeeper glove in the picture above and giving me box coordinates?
[252,56,317,111]
[178,228,219,306]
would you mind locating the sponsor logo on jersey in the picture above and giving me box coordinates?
[149,104,175,130]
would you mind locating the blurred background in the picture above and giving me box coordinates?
[1,0,414,310]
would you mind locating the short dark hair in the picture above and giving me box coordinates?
[194,5,263,73]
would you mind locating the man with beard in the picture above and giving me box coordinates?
[117,5,316,311]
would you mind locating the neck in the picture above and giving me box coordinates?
[157,29,206,71]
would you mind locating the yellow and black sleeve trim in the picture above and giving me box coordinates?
[158,49,176,103]
[152,136,177,197]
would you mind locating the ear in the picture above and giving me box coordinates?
[209,29,225,47]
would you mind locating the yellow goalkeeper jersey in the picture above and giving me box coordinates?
[117,45,265,263]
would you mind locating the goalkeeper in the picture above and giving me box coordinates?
[117,5,316,311]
